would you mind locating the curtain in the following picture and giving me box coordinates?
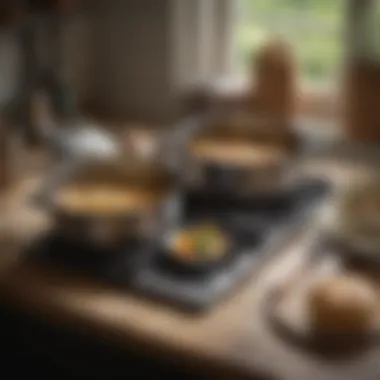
[171,0,236,90]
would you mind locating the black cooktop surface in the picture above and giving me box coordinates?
[131,179,328,312]
[27,179,329,313]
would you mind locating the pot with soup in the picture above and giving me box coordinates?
[41,161,180,250]
[184,113,296,195]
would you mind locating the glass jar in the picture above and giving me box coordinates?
[251,39,298,126]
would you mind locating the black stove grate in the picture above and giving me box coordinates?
[132,179,329,312]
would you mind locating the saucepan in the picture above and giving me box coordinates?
[36,160,181,251]
[181,111,300,198]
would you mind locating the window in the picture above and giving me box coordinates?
[354,0,380,62]
[234,0,345,86]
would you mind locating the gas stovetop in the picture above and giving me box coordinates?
[26,179,329,313]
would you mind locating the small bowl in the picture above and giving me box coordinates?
[161,223,233,274]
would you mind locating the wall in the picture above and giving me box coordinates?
[64,3,95,108]
[0,27,21,109]
[87,0,178,124]
[0,0,179,124]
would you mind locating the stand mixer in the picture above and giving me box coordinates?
[19,0,119,163]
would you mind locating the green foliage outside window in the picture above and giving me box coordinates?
[236,0,345,82]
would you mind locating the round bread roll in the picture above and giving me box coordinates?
[308,275,378,335]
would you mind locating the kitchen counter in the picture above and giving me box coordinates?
[0,149,378,380]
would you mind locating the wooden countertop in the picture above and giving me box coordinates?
[0,152,378,380]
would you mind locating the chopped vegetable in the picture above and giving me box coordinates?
[171,224,228,262]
